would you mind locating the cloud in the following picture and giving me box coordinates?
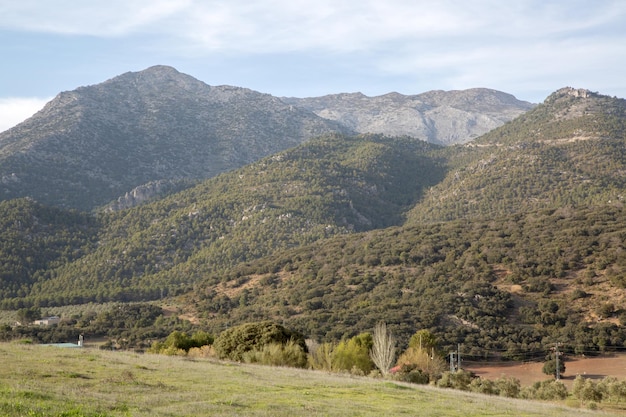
[4,1,624,52]
[0,98,49,133]
[1,1,625,102]
[0,0,191,36]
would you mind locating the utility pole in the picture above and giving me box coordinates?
[449,351,456,373]
[449,344,462,373]
[555,342,561,380]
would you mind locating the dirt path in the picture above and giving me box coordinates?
[465,354,626,388]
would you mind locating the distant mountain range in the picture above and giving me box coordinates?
[283,88,533,145]
[0,65,531,211]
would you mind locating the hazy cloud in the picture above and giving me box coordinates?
[4,1,624,52]
[0,97,49,133]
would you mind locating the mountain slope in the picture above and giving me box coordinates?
[2,87,626,357]
[0,65,350,211]
[186,204,626,352]
[1,134,443,307]
[0,198,98,301]
[0,66,534,211]
[284,88,534,145]
[405,87,626,223]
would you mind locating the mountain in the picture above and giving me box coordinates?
[405,87,626,223]
[1,133,443,308]
[0,65,351,211]
[283,88,534,145]
[0,66,531,211]
[3,85,626,356]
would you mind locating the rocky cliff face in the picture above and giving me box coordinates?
[283,88,534,145]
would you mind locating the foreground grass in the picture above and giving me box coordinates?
[0,343,617,417]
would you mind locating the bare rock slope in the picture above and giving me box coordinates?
[284,88,534,145]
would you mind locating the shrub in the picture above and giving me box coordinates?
[598,376,626,403]
[572,375,603,404]
[395,347,446,381]
[187,345,214,358]
[242,341,308,368]
[469,377,498,395]
[436,370,476,391]
[393,364,430,384]
[331,333,374,375]
[148,330,214,355]
[520,380,568,400]
[307,340,334,371]
[495,376,521,398]
[213,321,306,362]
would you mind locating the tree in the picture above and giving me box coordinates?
[213,321,306,362]
[332,332,374,374]
[370,322,396,376]
[408,329,438,352]
[16,307,41,325]
[542,358,565,378]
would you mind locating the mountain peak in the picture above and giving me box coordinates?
[0,66,349,210]
[546,87,599,102]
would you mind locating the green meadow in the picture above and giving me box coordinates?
[0,343,617,417]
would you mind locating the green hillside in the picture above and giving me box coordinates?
[0,134,443,308]
[2,89,626,360]
[407,88,626,223]
[184,204,626,355]
[0,198,98,301]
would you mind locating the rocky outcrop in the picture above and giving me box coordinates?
[283,88,534,145]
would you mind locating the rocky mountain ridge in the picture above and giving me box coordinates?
[283,88,534,145]
[0,66,350,210]
[0,65,533,210]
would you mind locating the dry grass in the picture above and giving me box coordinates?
[0,342,618,417]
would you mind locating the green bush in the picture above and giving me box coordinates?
[520,380,568,400]
[393,364,430,384]
[331,332,374,375]
[469,377,498,395]
[242,341,308,368]
[307,340,334,371]
[495,376,521,398]
[213,321,306,362]
[436,370,476,391]
[573,375,603,403]
[148,330,214,355]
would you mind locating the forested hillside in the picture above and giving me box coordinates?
[0,134,443,308]
[406,87,626,223]
[2,87,626,357]
[186,204,626,356]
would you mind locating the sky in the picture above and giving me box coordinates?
[1,0,625,133]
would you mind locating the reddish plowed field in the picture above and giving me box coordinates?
[465,354,626,388]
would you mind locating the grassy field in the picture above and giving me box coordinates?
[0,342,619,417]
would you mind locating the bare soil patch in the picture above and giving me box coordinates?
[466,354,626,388]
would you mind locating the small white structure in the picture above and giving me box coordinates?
[33,316,61,326]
